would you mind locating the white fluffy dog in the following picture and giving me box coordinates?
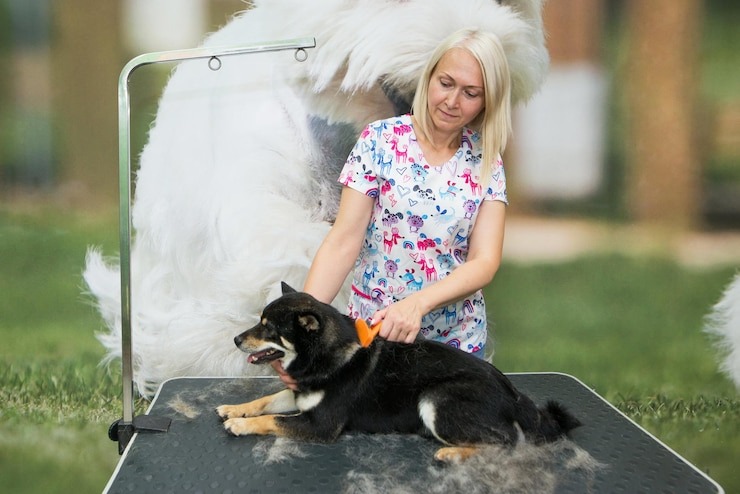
[84,0,549,397]
[705,273,740,390]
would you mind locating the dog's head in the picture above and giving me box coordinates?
[234,282,358,373]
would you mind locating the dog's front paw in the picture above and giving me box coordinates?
[223,416,279,436]
[223,417,252,436]
[216,400,270,420]
[216,404,247,421]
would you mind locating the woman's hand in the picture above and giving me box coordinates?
[270,360,299,391]
[371,295,427,344]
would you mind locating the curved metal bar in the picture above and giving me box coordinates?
[117,37,316,428]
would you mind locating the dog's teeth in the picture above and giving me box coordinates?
[246,347,285,364]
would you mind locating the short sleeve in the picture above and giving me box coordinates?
[485,156,508,205]
[338,125,380,198]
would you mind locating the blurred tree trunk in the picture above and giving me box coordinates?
[545,0,603,64]
[50,0,122,206]
[625,0,703,229]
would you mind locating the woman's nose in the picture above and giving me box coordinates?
[445,90,460,108]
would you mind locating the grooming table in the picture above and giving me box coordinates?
[103,373,723,493]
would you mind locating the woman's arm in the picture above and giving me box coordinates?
[303,186,375,303]
[373,199,506,343]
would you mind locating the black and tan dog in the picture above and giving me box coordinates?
[216,283,581,462]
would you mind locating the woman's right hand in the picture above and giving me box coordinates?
[270,360,299,391]
[371,294,426,344]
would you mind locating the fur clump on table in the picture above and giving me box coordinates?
[253,434,602,494]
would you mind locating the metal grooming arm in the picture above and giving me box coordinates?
[109,37,317,454]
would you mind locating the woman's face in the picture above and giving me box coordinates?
[426,47,486,135]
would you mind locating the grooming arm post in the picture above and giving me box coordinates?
[113,38,317,454]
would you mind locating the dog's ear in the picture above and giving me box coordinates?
[297,313,320,332]
[281,282,297,295]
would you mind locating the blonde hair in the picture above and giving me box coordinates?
[412,28,512,180]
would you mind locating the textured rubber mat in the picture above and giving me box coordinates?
[103,373,723,493]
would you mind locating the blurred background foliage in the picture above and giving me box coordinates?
[0,0,738,229]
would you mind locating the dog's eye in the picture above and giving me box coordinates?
[262,320,282,336]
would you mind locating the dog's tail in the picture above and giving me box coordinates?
[534,400,582,442]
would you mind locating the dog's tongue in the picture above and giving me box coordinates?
[247,348,284,364]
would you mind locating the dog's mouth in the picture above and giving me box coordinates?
[247,348,285,364]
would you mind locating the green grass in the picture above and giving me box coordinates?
[0,206,130,494]
[489,257,736,396]
[0,207,738,493]
[488,257,740,491]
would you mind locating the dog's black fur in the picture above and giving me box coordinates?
[217,283,581,461]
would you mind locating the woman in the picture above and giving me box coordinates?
[275,27,512,384]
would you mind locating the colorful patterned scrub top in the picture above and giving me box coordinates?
[338,114,508,354]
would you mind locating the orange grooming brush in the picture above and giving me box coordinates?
[355,319,382,347]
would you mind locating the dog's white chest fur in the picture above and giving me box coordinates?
[296,390,325,411]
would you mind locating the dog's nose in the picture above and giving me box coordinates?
[234,335,243,348]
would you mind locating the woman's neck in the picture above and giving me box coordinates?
[411,116,462,166]
[411,116,461,152]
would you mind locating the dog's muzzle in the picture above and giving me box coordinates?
[234,334,286,364]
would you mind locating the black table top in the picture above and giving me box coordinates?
[104,373,723,494]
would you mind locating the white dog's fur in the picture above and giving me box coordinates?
[704,273,740,390]
[83,0,549,397]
